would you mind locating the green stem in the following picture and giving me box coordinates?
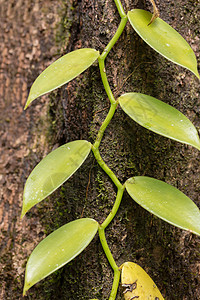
[101,186,125,229]
[92,1,127,299]
[97,188,124,300]
[93,102,118,149]
[99,227,118,271]
[98,58,116,105]
[98,227,121,300]
[92,102,121,189]
[113,0,126,18]
[110,269,121,300]
[98,16,127,105]
[100,17,127,61]
[92,146,122,188]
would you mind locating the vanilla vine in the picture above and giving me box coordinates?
[21,0,200,298]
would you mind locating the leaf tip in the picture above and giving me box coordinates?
[192,137,200,151]
[23,285,27,297]
[24,97,31,110]
[24,89,39,109]
[20,205,27,219]
[24,101,29,110]
[191,66,200,79]
[24,95,32,110]
[23,281,31,297]
[196,145,200,151]
[20,211,25,219]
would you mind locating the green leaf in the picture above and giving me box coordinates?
[125,176,200,236]
[21,140,91,217]
[118,93,200,150]
[23,218,99,295]
[25,48,100,109]
[128,9,199,78]
[121,262,164,300]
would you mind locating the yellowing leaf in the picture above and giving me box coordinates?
[125,176,200,236]
[21,140,91,217]
[121,262,164,299]
[118,93,200,150]
[25,48,100,108]
[23,218,99,295]
[128,9,199,78]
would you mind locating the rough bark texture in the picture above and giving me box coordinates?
[1,0,200,299]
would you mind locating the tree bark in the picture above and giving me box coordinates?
[1,0,200,299]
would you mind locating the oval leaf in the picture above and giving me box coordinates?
[125,176,200,235]
[121,262,164,300]
[118,93,200,150]
[25,48,100,109]
[21,140,91,217]
[128,9,199,78]
[23,218,99,295]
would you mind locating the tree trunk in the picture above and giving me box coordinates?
[1,0,200,299]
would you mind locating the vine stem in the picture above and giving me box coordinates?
[98,15,127,106]
[91,0,128,299]
[101,186,125,230]
[98,187,125,299]
[98,227,121,300]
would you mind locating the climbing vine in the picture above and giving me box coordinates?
[21,0,199,299]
